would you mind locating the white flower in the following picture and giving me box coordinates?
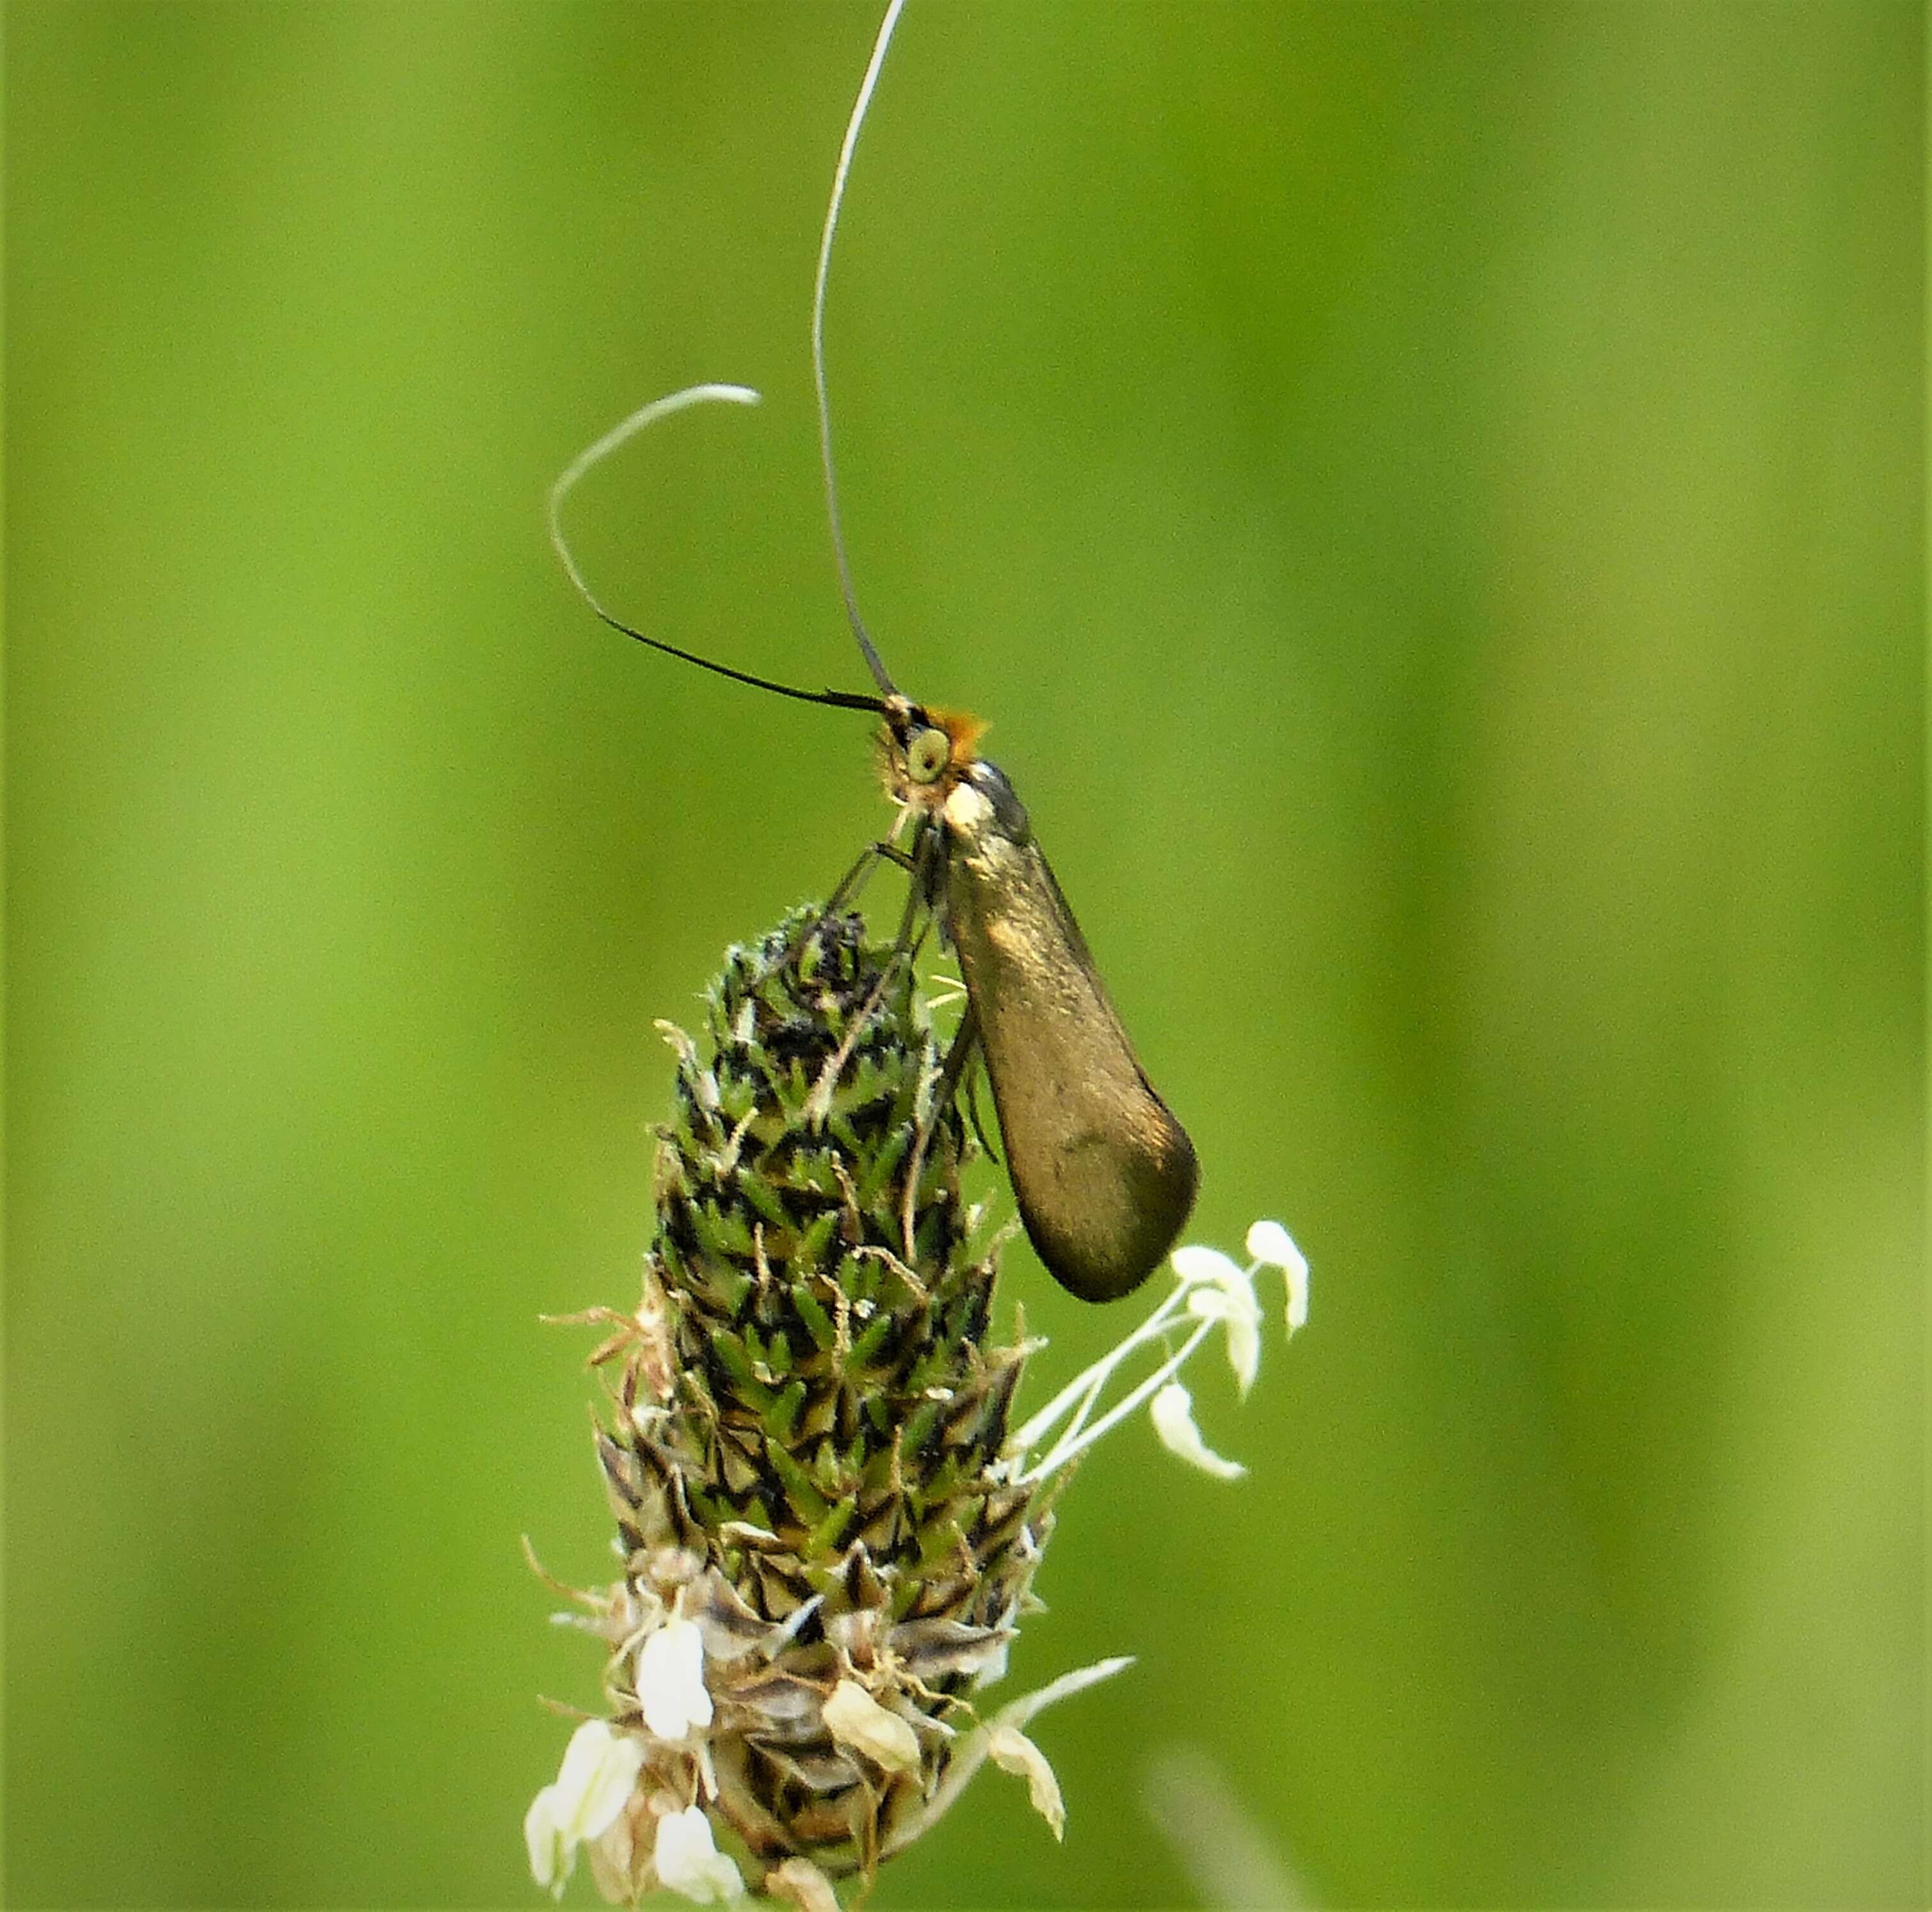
[1246,1219,1309,1333]
[524,1719,648,1897]
[637,1616,713,1740]
[1170,1243,1243,1289]
[1179,1249,1263,1396]
[1243,1219,1295,1265]
[653,1803,744,1904]
[996,1218,1309,1489]
[1150,1381,1246,1481]
[822,1677,922,1774]
[989,1725,1065,1839]
[887,1656,1133,1861]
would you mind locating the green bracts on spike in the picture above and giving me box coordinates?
[579,908,1055,1889]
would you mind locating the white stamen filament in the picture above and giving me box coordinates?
[1002,1266,1208,1460]
[1000,1312,1221,1488]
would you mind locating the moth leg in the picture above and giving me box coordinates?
[897,1004,987,1259]
[962,1049,1002,1167]
[936,1002,978,1104]
[936,1006,1000,1163]
[824,836,916,913]
[785,839,906,976]
[794,823,929,977]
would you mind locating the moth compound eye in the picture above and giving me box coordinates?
[907,727,952,785]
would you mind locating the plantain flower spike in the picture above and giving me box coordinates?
[529,906,1307,1902]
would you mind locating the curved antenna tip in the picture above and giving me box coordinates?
[548,382,761,593]
[547,381,886,718]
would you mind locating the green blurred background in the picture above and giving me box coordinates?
[8,3,1922,1906]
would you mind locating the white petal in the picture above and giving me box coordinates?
[576,1740,648,1845]
[763,1858,841,1912]
[559,1720,648,1841]
[1170,1244,1244,1290]
[882,1657,1133,1863]
[1244,1219,1298,1267]
[1225,1307,1261,1394]
[989,1725,1066,1840]
[1246,1221,1311,1331]
[637,1617,714,1741]
[579,1740,649,1840]
[1186,1244,1259,1317]
[1186,1283,1262,1397]
[524,1784,568,1896]
[527,1722,648,1897]
[1282,1256,1309,1333]
[1150,1381,1246,1480]
[554,1718,618,1808]
[653,1804,744,1904]
[822,1677,923,1774]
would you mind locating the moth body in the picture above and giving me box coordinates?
[882,702,1198,1301]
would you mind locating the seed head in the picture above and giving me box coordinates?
[529,905,1309,1904]
[532,908,1058,1900]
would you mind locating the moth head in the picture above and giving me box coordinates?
[879,695,988,816]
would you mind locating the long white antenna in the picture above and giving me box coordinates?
[548,382,885,714]
[549,383,760,616]
[813,0,909,699]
